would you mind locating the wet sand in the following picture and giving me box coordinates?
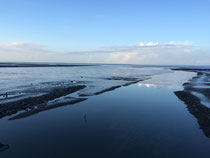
[1,66,209,126]
[0,76,148,120]
[174,68,210,137]
[1,73,210,158]
[1,67,210,157]
[0,85,86,119]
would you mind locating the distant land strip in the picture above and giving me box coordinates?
[0,63,98,68]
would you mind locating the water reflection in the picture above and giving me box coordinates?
[138,83,156,87]
[1,76,210,158]
[8,97,87,120]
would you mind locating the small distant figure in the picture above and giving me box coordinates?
[5,93,8,98]
[84,114,87,124]
[81,76,83,78]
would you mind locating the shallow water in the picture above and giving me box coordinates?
[0,65,170,99]
[0,69,210,158]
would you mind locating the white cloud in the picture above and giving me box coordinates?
[109,52,137,64]
[0,42,63,62]
[139,42,159,47]
[0,41,209,65]
[82,41,209,65]
[167,41,192,46]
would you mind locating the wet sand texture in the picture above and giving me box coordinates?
[174,68,210,137]
[0,85,86,119]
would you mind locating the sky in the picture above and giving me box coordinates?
[0,0,210,65]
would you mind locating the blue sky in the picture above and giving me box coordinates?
[0,0,210,64]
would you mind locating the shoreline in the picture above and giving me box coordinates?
[173,68,210,137]
[0,76,148,120]
[1,67,209,122]
[0,85,86,119]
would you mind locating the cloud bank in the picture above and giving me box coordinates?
[0,41,209,65]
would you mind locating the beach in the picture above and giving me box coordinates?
[0,64,210,157]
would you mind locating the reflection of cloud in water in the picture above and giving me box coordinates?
[138,83,156,88]
[141,71,196,90]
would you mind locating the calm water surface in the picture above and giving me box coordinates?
[0,81,210,158]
